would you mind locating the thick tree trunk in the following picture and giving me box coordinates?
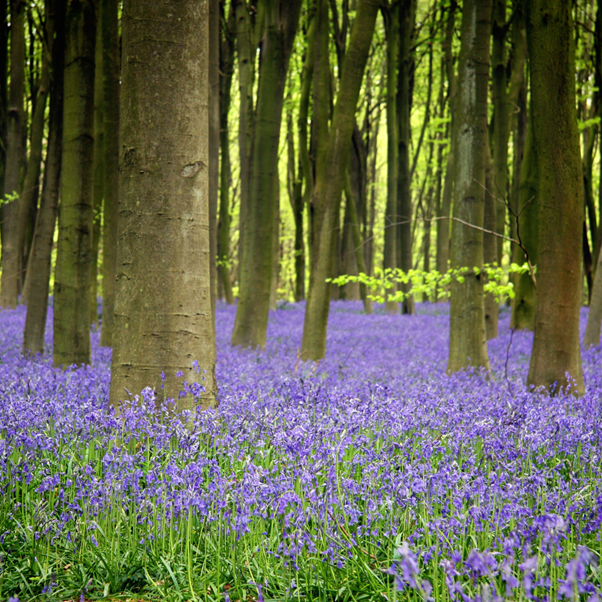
[0,0,8,218]
[447,0,491,374]
[98,0,119,346]
[110,0,216,411]
[231,0,302,348]
[301,0,379,361]
[22,0,66,355]
[526,0,584,395]
[510,118,537,330]
[0,0,26,308]
[53,0,96,367]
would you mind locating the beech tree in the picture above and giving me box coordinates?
[526,0,584,394]
[301,0,379,361]
[446,0,491,374]
[109,0,215,411]
[231,0,303,349]
[53,0,96,367]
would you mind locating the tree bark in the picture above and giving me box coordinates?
[526,0,584,395]
[22,0,66,355]
[217,0,236,305]
[396,0,415,315]
[483,141,498,339]
[447,0,492,374]
[435,0,457,284]
[98,0,119,346]
[0,0,26,308]
[18,2,51,303]
[53,0,96,367]
[301,0,379,361]
[510,116,538,330]
[209,0,219,320]
[110,0,216,411]
[231,0,302,348]
[383,2,398,314]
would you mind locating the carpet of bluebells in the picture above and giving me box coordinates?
[1,301,602,602]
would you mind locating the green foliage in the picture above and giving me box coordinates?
[0,191,20,207]
[328,262,534,303]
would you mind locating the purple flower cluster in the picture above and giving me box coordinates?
[1,301,601,600]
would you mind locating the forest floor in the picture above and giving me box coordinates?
[1,301,601,601]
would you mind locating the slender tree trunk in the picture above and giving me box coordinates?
[301,0,379,361]
[53,0,96,367]
[483,141,498,339]
[18,4,51,303]
[510,117,538,330]
[0,0,8,221]
[344,172,372,313]
[526,0,584,394]
[0,0,26,308]
[234,0,263,275]
[396,0,415,315]
[286,110,305,301]
[217,0,236,305]
[99,0,119,346]
[447,0,492,374]
[110,0,216,410]
[231,0,302,348]
[383,2,398,314]
[585,241,602,347]
[491,0,509,264]
[22,0,66,355]
[435,0,457,283]
[209,0,219,320]
[90,12,104,326]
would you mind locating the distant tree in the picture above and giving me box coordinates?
[22,0,66,355]
[526,0,584,394]
[109,0,216,411]
[98,0,119,347]
[0,0,26,309]
[446,0,491,374]
[231,0,303,349]
[53,0,96,367]
[301,0,379,361]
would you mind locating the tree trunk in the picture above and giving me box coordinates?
[53,0,96,368]
[510,117,538,330]
[231,0,302,348]
[491,0,509,265]
[109,0,216,411]
[217,0,236,305]
[98,0,119,347]
[0,0,8,224]
[447,0,492,374]
[435,0,457,285]
[483,141,498,339]
[526,0,584,395]
[286,110,305,301]
[17,3,51,303]
[301,0,379,361]
[0,0,26,308]
[396,0,415,315]
[584,240,602,347]
[209,0,219,320]
[22,0,66,355]
[383,2,398,314]
[90,11,104,326]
